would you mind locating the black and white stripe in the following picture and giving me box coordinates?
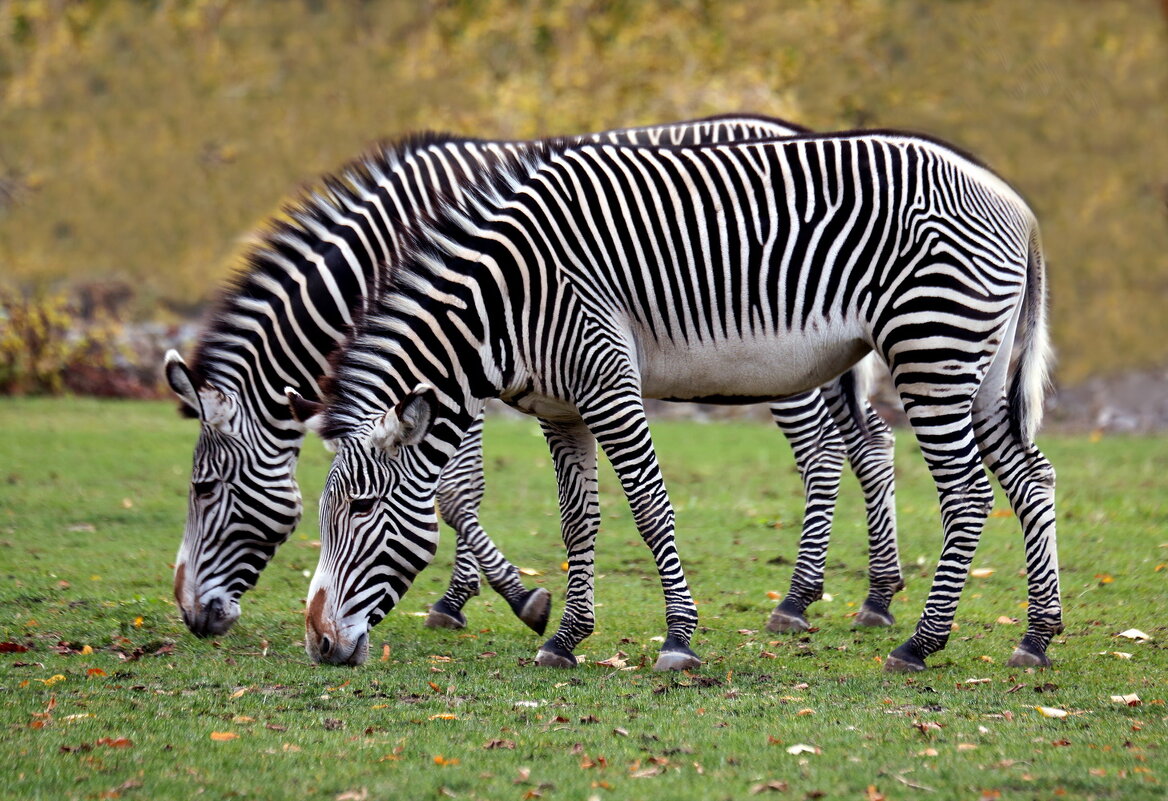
[309,131,1057,674]
[167,114,896,638]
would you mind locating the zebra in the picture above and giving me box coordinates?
[296,130,1058,674]
[163,113,899,639]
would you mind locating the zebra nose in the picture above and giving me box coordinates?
[319,635,332,656]
[183,594,240,638]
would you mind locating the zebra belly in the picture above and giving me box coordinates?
[637,331,868,403]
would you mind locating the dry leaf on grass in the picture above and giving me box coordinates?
[786,743,820,755]
[1035,706,1067,719]
[971,568,995,578]
[1109,694,1141,707]
[1117,629,1150,641]
[209,731,238,741]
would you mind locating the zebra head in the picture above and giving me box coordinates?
[292,386,443,666]
[165,351,304,637]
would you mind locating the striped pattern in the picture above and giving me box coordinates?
[309,131,1059,673]
[167,114,896,640]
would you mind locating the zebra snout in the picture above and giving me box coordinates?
[181,594,241,638]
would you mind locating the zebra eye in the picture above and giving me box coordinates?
[192,480,217,499]
[349,497,377,515]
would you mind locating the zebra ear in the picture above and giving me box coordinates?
[285,387,325,433]
[395,384,438,448]
[163,350,200,417]
[198,382,235,431]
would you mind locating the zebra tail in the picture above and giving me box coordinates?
[838,354,876,442]
[1007,225,1055,444]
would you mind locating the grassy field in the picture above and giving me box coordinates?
[1,398,1165,800]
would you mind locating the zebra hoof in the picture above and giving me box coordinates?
[534,646,578,669]
[766,608,810,633]
[653,648,702,672]
[512,588,552,635]
[1006,646,1051,668]
[854,603,895,628]
[884,641,927,673]
[424,599,467,630]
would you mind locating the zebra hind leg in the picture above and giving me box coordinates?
[885,402,993,673]
[766,391,844,633]
[974,405,1061,667]
[818,362,903,628]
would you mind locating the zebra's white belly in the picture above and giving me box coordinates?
[636,330,869,402]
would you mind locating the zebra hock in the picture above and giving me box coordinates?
[164,114,900,639]
[298,130,1058,672]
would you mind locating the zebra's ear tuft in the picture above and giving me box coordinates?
[164,350,201,416]
[286,387,325,434]
[396,384,438,448]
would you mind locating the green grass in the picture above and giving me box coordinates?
[1,398,1165,800]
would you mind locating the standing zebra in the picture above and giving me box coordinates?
[298,131,1058,673]
[164,114,899,639]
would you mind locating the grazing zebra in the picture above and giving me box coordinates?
[298,130,1058,674]
[163,113,897,639]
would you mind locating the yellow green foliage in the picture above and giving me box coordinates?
[1,0,1165,383]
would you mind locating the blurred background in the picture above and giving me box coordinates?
[1,0,1166,426]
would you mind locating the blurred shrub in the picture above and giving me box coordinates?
[0,290,158,397]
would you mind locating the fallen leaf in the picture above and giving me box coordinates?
[613,727,629,737]
[95,737,133,748]
[1036,706,1068,719]
[433,755,460,766]
[37,674,66,686]
[429,714,457,721]
[1117,629,1150,641]
[229,687,248,699]
[483,739,516,750]
[995,616,1018,625]
[988,509,1013,518]
[1095,574,1114,585]
[518,567,542,576]
[786,744,820,755]
[971,568,995,579]
[428,681,442,693]
[335,790,368,801]
[0,642,30,653]
[596,652,628,669]
[750,781,789,794]
[796,709,815,716]
[1051,739,1072,747]
[766,591,782,600]
[918,748,939,757]
[630,766,663,778]
[87,668,106,677]
[381,644,391,662]
[209,731,238,741]
[1110,694,1141,707]
[957,743,978,751]
[560,561,569,572]
[866,786,886,801]
[132,616,144,628]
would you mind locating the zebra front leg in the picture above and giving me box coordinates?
[767,391,846,633]
[431,413,551,633]
[534,419,600,668]
[975,410,1062,667]
[582,396,701,672]
[821,374,903,627]
[886,405,993,673]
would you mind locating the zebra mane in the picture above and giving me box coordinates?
[184,129,480,396]
[317,137,568,439]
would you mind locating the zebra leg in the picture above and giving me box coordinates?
[974,405,1061,667]
[885,401,993,673]
[534,418,600,668]
[766,390,846,633]
[430,414,551,633]
[820,378,903,627]
[582,395,701,672]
